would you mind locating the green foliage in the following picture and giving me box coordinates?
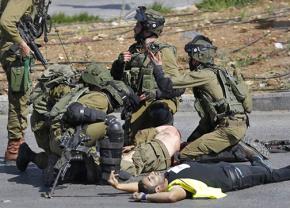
[196,0,258,11]
[51,12,101,24]
[148,2,172,14]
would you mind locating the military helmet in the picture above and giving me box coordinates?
[40,64,78,88]
[184,32,217,64]
[81,63,113,87]
[134,6,165,37]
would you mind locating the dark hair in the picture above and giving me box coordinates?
[138,180,157,194]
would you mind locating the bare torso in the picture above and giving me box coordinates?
[154,125,181,156]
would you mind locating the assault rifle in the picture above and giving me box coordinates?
[33,0,52,42]
[17,18,48,68]
[44,125,90,198]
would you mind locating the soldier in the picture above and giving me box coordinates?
[111,6,184,145]
[148,32,264,161]
[121,125,181,176]
[17,63,139,184]
[0,0,48,163]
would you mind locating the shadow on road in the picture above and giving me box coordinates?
[0,157,49,192]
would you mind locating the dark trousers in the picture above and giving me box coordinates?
[218,163,290,192]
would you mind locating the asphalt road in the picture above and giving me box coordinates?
[49,0,200,18]
[1,111,290,208]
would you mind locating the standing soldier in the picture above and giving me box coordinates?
[111,6,184,145]
[0,0,49,163]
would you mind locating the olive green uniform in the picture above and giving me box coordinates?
[111,41,180,143]
[31,87,112,168]
[120,127,171,176]
[0,0,34,140]
[171,66,248,159]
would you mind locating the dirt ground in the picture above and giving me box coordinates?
[0,0,289,95]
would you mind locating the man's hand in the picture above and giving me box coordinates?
[148,50,162,66]
[132,192,146,202]
[108,170,119,189]
[19,41,31,57]
[120,51,132,63]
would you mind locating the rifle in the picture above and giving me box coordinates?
[17,18,48,68]
[43,125,91,198]
[33,0,52,42]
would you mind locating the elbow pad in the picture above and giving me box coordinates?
[63,102,107,126]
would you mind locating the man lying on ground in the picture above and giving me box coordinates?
[108,155,290,203]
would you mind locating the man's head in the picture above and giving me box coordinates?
[138,172,167,194]
[184,32,217,70]
[133,6,165,42]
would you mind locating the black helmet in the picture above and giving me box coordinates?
[184,32,217,64]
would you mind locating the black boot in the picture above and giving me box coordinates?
[16,143,36,172]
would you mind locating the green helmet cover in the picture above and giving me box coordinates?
[81,63,113,86]
[135,6,165,37]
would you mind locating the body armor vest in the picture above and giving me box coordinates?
[123,42,176,96]
[193,66,246,125]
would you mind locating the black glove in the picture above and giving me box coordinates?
[122,88,140,112]
[63,102,107,126]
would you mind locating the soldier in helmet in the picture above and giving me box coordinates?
[16,63,140,184]
[148,32,268,162]
[111,6,184,146]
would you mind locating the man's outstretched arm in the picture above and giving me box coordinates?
[108,171,138,193]
[132,186,187,203]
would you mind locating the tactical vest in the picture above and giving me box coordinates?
[123,42,177,96]
[31,64,81,116]
[49,87,90,120]
[193,66,247,125]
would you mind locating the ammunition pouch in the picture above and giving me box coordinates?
[9,57,32,92]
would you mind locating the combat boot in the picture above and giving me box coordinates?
[241,137,270,159]
[16,143,36,171]
[4,138,25,163]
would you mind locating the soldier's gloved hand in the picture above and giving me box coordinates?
[122,89,140,112]
[105,115,117,125]
[63,102,106,126]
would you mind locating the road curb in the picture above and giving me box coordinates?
[0,91,290,114]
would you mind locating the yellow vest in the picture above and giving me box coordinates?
[167,178,227,199]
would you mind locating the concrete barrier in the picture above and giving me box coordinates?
[0,91,290,114]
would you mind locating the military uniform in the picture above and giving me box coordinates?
[170,67,248,159]
[0,0,37,161]
[111,41,180,144]
[120,127,171,176]
[151,33,251,160]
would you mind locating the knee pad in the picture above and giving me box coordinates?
[100,116,124,182]
[148,103,173,126]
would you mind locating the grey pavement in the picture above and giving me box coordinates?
[1,111,290,208]
[49,0,200,18]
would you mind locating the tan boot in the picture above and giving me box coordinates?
[4,138,25,162]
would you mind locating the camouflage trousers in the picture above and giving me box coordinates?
[0,49,31,140]
[121,128,171,176]
[180,117,248,159]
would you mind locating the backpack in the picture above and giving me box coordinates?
[216,67,252,113]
